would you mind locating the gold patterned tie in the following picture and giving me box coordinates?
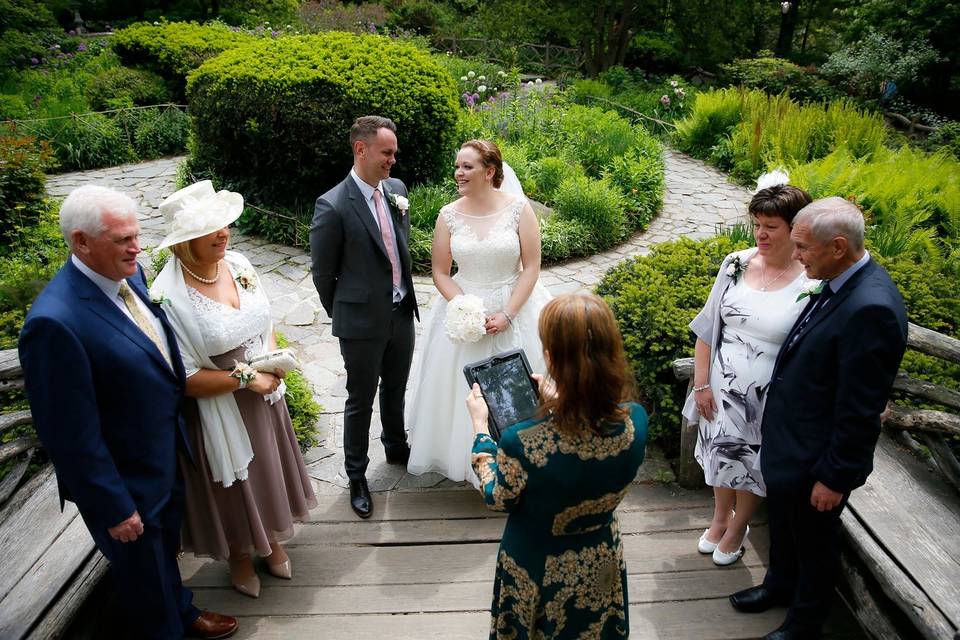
[118,281,172,369]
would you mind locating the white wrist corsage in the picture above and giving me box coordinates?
[229,361,257,389]
[389,193,410,216]
[445,294,487,344]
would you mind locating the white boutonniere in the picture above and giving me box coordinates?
[389,193,409,216]
[726,256,747,283]
[796,280,825,302]
[149,289,171,305]
[235,266,258,292]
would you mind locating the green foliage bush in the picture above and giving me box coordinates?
[596,235,960,450]
[406,180,457,271]
[187,32,460,207]
[0,135,54,244]
[86,66,171,110]
[568,75,696,138]
[553,175,626,250]
[112,21,255,94]
[929,122,960,159]
[435,54,520,108]
[624,32,682,73]
[299,0,389,34]
[219,0,300,27]
[530,156,583,204]
[539,215,592,262]
[719,56,837,104]
[273,334,322,453]
[41,112,133,170]
[0,0,62,72]
[674,88,887,182]
[560,105,644,178]
[128,107,190,158]
[604,148,666,229]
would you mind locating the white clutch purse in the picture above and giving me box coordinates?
[248,348,301,375]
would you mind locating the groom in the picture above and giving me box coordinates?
[730,197,907,639]
[310,115,419,518]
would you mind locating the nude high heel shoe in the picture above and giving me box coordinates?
[229,555,261,598]
[266,557,292,580]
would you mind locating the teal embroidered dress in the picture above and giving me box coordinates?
[471,403,648,639]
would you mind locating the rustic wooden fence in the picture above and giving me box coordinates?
[435,36,583,77]
[672,322,960,639]
[0,349,106,640]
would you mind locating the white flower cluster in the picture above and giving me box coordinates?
[445,294,487,344]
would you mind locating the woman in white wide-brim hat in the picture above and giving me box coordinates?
[152,180,316,599]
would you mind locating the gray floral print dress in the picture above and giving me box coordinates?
[695,274,808,496]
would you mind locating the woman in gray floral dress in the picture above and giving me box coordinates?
[466,292,647,638]
[683,176,815,566]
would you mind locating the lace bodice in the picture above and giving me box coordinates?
[187,259,271,361]
[441,198,524,287]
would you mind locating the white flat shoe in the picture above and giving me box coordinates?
[712,525,750,566]
[698,529,721,554]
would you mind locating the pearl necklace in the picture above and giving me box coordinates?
[181,261,220,284]
[759,260,791,291]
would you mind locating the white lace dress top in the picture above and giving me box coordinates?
[187,257,271,362]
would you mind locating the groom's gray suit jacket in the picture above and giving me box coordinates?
[310,174,419,338]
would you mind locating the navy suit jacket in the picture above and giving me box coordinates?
[19,260,191,533]
[760,259,907,493]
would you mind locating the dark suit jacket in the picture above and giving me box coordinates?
[310,174,419,339]
[19,261,190,531]
[761,259,907,493]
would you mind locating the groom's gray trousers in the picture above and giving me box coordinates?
[339,301,415,480]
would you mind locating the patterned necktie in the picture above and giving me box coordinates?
[788,282,834,349]
[118,281,172,369]
[373,189,401,289]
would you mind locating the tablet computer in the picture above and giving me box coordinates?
[463,349,540,441]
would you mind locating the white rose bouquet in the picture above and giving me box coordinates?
[445,294,487,344]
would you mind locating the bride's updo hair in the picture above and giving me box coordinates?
[461,139,504,188]
[538,292,632,435]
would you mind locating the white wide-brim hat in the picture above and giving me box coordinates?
[155,180,244,250]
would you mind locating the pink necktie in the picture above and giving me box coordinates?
[373,189,401,288]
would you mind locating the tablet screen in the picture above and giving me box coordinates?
[474,356,540,429]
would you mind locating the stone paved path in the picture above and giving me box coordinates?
[45,149,750,494]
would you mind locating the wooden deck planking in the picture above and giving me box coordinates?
[182,483,856,639]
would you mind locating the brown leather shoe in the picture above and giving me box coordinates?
[186,610,238,639]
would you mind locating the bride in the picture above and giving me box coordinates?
[406,139,552,486]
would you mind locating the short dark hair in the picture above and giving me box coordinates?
[350,115,397,147]
[460,139,504,188]
[748,185,813,225]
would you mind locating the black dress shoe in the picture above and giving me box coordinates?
[349,478,372,519]
[763,621,820,639]
[385,444,411,465]
[730,585,788,613]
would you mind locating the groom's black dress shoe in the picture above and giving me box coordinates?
[349,478,372,519]
[385,444,411,466]
[763,621,819,639]
[730,586,789,613]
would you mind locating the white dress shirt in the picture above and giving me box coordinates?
[72,254,172,356]
[350,168,409,303]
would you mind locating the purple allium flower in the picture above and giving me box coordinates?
[30,57,39,65]
[77,43,87,51]
[660,95,671,106]
[368,23,377,33]
[69,30,76,36]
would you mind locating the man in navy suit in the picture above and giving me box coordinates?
[729,197,908,639]
[19,186,238,639]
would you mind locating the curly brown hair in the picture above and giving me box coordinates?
[460,139,505,188]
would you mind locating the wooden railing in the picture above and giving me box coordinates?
[0,349,107,640]
[672,322,960,639]
[435,36,583,76]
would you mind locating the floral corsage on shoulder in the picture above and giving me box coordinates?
[726,255,748,283]
[796,279,825,302]
[234,265,258,292]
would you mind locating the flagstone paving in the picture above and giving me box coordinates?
[45,149,751,493]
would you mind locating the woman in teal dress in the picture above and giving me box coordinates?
[466,291,648,639]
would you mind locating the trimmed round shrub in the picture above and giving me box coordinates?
[187,32,460,206]
[553,175,626,250]
[86,66,172,110]
[113,21,255,94]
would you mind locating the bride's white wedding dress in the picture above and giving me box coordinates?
[406,196,552,486]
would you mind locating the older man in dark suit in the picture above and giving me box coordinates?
[729,197,908,639]
[19,185,237,639]
[310,116,419,518]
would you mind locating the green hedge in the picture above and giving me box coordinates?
[187,32,460,206]
[112,21,255,95]
[596,236,960,451]
[719,56,837,104]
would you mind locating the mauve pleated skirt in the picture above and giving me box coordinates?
[178,345,318,560]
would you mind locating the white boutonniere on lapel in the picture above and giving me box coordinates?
[796,280,824,302]
[234,266,258,292]
[389,193,410,217]
[149,289,171,305]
